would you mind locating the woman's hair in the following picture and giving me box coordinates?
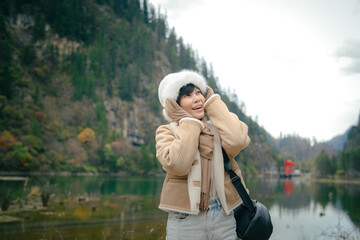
[176,83,203,104]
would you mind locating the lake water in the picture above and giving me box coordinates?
[0,175,359,240]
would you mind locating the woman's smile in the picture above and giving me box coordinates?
[179,88,205,119]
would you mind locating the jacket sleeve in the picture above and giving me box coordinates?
[155,119,204,176]
[204,94,250,159]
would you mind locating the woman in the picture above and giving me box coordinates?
[156,69,251,240]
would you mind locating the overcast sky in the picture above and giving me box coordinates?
[149,0,360,142]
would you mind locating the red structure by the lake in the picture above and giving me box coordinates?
[280,160,294,178]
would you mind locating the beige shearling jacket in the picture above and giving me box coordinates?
[155,95,251,215]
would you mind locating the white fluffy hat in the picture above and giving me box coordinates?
[158,69,207,107]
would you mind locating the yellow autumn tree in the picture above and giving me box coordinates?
[77,128,96,143]
[0,130,18,152]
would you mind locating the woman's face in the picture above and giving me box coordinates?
[179,87,205,120]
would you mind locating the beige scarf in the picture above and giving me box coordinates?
[165,102,214,211]
[198,120,214,211]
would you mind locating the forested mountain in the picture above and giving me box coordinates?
[343,117,360,152]
[313,116,360,177]
[0,0,281,175]
[272,134,338,162]
[339,116,360,176]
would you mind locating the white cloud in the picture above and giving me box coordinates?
[335,39,360,75]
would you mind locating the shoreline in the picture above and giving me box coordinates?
[1,171,360,185]
[310,177,360,185]
[0,171,165,178]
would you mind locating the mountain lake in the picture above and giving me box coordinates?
[0,175,359,240]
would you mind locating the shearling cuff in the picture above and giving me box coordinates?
[179,118,205,129]
[204,94,221,109]
[162,109,173,122]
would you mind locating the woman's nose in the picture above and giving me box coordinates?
[193,94,200,102]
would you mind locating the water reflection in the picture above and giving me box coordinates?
[0,176,359,240]
[269,178,360,240]
[283,179,293,195]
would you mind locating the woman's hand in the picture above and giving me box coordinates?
[165,98,192,122]
[204,86,217,113]
[205,86,214,102]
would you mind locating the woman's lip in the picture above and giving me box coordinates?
[193,106,203,112]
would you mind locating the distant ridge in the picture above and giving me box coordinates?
[326,128,350,151]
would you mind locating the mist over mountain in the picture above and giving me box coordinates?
[326,128,350,151]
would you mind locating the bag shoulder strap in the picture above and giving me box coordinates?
[222,147,256,214]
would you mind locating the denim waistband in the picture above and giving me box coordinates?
[208,199,221,211]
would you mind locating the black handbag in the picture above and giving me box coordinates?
[222,148,273,240]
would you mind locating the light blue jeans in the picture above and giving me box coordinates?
[166,199,238,240]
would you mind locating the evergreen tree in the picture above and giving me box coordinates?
[21,46,34,65]
[341,148,360,173]
[143,0,149,24]
[71,52,86,101]
[42,0,94,42]
[113,0,126,17]
[149,5,157,31]
[156,7,166,41]
[119,67,133,101]
[95,101,108,137]
[178,38,196,70]
[315,150,336,176]
[31,119,41,138]
[87,71,97,101]
[201,58,209,79]
[166,28,179,70]
[0,20,15,99]
[33,13,45,40]
[0,66,14,99]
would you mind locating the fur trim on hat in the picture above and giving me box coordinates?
[158,69,207,108]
